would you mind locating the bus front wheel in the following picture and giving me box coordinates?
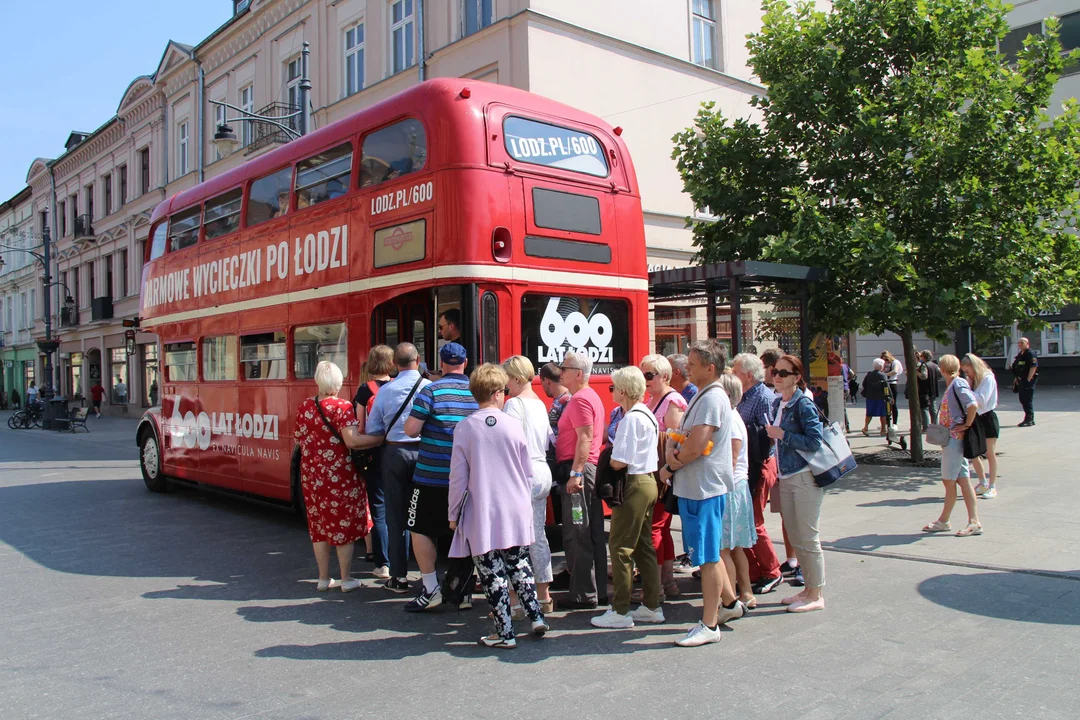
[140,430,168,493]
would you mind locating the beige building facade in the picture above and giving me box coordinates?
[8,0,768,409]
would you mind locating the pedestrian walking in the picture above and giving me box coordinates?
[502,355,555,615]
[767,355,827,613]
[962,353,1000,499]
[293,361,370,593]
[353,344,395,579]
[719,373,759,609]
[554,351,608,609]
[591,365,663,629]
[731,353,783,595]
[662,339,738,646]
[640,354,687,599]
[861,359,889,436]
[448,363,548,648]
[90,381,105,418]
[922,354,982,537]
[1011,337,1039,426]
[360,343,430,594]
[881,351,902,425]
[401,342,478,612]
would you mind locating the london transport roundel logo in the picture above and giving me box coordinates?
[385,227,412,251]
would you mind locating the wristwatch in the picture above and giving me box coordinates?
[663,464,675,474]
[570,471,584,479]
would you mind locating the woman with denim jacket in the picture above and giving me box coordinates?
[765,355,826,613]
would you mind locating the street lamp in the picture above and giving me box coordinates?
[210,41,312,158]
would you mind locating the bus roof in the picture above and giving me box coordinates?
[150,78,636,226]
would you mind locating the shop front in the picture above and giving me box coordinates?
[971,304,1080,385]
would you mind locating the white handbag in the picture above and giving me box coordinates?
[793,398,857,487]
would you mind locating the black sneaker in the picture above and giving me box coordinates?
[780,559,799,577]
[752,574,783,594]
[384,577,411,594]
[558,598,598,611]
[550,570,571,591]
[404,586,443,612]
[790,567,805,587]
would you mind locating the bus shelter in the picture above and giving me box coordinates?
[648,260,825,374]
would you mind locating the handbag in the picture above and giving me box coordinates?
[442,471,475,607]
[926,422,951,447]
[951,384,987,459]
[791,396,857,488]
[350,375,424,469]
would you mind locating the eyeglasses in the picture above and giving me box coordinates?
[774,369,798,378]
[643,371,658,381]
[559,365,581,372]
[609,384,615,392]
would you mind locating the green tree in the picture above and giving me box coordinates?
[673,0,1080,460]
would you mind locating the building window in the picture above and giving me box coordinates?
[59,200,67,236]
[140,147,151,195]
[71,197,78,231]
[345,23,365,96]
[1044,321,1080,356]
[391,0,415,74]
[120,248,129,297]
[118,165,127,208]
[110,348,129,404]
[178,121,190,176]
[86,184,94,221]
[73,265,81,309]
[88,261,96,300]
[286,57,302,110]
[106,254,114,300]
[691,0,719,70]
[104,173,113,216]
[214,104,227,160]
[462,0,493,37]
[1000,22,1042,64]
[240,85,254,147]
[1059,12,1080,75]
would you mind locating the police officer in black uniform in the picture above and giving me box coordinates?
[1011,337,1039,427]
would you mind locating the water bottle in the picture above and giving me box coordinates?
[571,493,585,525]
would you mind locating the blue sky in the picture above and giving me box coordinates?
[0,0,232,202]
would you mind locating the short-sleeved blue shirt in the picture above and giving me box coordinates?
[409,373,478,486]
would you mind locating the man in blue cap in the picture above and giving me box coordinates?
[401,341,479,611]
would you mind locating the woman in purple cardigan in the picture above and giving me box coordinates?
[449,363,549,649]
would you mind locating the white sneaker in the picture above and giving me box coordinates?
[531,619,550,636]
[372,565,391,580]
[717,600,747,625]
[339,578,362,593]
[316,578,335,592]
[630,605,666,624]
[590,607,635,629]
[983,487,998,499]
[675,621,722,647]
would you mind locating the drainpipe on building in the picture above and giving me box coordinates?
[196,58,205,183]
[418,0,426,82]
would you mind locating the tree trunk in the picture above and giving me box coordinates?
[900,327,924,462]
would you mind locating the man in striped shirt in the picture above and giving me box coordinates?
[401,342,478,611]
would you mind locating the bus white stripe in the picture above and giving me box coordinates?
[141,265,649,326]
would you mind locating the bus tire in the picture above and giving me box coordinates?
[291,448,306,518]
[140,428,168,493]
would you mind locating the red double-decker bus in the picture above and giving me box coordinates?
[135,79,649,504]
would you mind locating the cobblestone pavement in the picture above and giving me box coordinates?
[0,390,1077,720]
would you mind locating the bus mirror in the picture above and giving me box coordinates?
[492,226,511,264]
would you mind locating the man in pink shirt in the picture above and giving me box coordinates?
[555,351,607,609]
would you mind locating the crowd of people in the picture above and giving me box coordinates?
[292,338,837,649]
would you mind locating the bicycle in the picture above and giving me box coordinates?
[7,401,44,430]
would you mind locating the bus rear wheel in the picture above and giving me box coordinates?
[140,431,168,493]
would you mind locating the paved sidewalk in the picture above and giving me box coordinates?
[0,410,141,462]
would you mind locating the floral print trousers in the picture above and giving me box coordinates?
[473,546,544,640]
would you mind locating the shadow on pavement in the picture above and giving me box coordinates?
[856,496,942,508]
[827,466,940,495]
[918,571,1080,625]
[825,533,934,552]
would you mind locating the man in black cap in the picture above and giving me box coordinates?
[401,341,478,611]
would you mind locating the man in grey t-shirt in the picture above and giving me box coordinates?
[661,339,738,648]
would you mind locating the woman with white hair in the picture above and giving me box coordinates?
[591,365,662,629]
[861,358,889,436]
[294,361,370,592]
[640,353,687,598]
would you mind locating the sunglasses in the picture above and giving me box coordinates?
[502,387,509,395]
[609,384,615,392]
[643,371,658,381]
[774,369,798,378]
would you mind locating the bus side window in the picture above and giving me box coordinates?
[149,222,168,261]
[294,323,348,379]
[296,143,353,208]
[246,167,293,228]
[165,342,198,382]
[240,332,287,380]
[202,336,238,381]
[168,207,202,252]
[204,188,243,240]
[360,118,426,188]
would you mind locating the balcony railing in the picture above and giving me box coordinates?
[74,214,95,240]
[249,102,299,152]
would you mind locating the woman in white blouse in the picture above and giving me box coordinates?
[962,353,1000,498]
[503,355,555,614]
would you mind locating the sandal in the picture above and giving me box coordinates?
[861,428,869,437]
[540,599,555,615]
[740,596,758,609]
[664,580,681,597]
[956,522,983,537]
[921,520,951,533]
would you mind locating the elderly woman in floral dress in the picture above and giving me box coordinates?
[294,361,370,592]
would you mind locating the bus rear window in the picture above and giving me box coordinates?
[169,207,202,252]
[361,118,426,187]
[532,188,601,234]
[296,143,352,208]
[165,342,197,382]
[504,116,609,177]
[521,294,628,375]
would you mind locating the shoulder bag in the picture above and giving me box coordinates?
[442,439,475,607]
[351,375,424,471]
[791,394,858,488]
[951,383,987,460]
[599,408,658,507]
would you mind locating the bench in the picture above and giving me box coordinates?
[53,407,90,433]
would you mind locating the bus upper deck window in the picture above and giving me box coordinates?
[168,207,202,252]
[203,188,243,240]
[149,222,168,261]
[246,167,293,228]
[296,143,353,208]
[360,118,426,188]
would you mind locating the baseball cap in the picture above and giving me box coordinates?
[439,342,467,365]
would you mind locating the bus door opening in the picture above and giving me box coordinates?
[371,285,478,374]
